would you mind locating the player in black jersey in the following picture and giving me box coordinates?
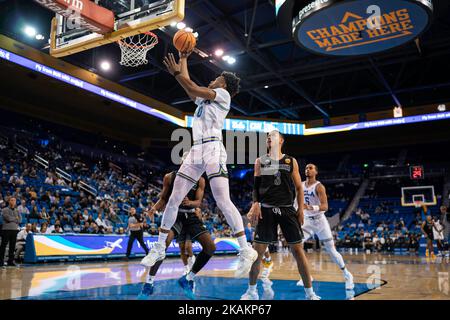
[139,164,216,300]
[421,215,436,258]
[241,130,320,300]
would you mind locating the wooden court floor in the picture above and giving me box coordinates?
[0,252,449,300]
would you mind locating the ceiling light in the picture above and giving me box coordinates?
[215,49,224,57]
[100,61,111,71]
[227,57,236,65]
[24,26,37,38]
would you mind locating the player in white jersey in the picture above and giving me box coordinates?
[298,164,354,290]
[141,52,257,280]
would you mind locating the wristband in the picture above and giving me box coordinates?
[312,205,320,211]
[173,71,181,77]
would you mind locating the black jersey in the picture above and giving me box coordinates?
[259,154,295,207]
[167,171,198,213]
[423,220,434,235]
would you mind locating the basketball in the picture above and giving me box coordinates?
[173,30,196,52]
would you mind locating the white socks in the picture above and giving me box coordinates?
[186,271,196,282]
[237,235,249,250]
[147,275,155,284]
[248,284,257,292]
[304,287,314,296]
[158,232,168,246]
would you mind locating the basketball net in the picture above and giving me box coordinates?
[118,32,159,67]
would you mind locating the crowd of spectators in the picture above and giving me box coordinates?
[0,135,241,254]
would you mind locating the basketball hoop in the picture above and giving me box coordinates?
[118,32,159,67]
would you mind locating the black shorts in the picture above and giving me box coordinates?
[172,212,207,243]
[425,231,434,241]
[254,206,303,245]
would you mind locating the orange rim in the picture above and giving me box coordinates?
[118,31,159,49]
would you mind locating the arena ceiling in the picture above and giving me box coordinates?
[1,0,450,122]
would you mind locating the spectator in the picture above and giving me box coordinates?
[17,199,29,216]
[44,173,54,185]
[51,224,64,234]
[15,223,32,262]
[29,204,40,220]
[0,197,21,267]
[40,207,50,222]
[95,212,109,231]
[80,222,91,234]
[39,222,49,234]
[90,222,99,234]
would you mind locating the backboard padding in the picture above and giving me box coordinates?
[50,0,185,57]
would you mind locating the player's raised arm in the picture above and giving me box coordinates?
[163,53,216,101]
[182,177,205,208]
[178,51,197,102]
[291,158,304,226]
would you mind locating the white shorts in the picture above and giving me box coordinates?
[433,230,444,240]
[177,141,228,183]
[302,214,333,242]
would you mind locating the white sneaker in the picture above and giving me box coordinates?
[346,290,355,300]
[260,262,273,279]
[306,293,321,300]
[187,255,196,270]
[261,280,275,300]
[234,247,258,278]
[241,289,259,300]
[141,242,166,267]
[296,276,314,287]
[344,270,354,290]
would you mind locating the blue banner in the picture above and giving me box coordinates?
[24,234,239,263]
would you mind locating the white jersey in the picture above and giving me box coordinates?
[303,181,326,217]
[193,88,231,142]
[433,219,445,240]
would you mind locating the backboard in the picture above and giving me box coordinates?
[401,186,437,207]
[46,0,185,57]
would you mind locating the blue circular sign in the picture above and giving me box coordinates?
[293,0,433,56]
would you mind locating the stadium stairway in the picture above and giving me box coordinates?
[341,179,370,223]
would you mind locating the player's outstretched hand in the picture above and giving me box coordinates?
[179,50,193,59]
[163,53,181,75]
